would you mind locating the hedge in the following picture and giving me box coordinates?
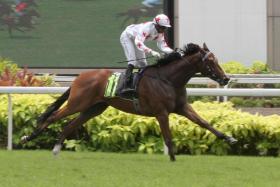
[0,95,280,156]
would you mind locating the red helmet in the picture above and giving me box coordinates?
[153,14,171,27]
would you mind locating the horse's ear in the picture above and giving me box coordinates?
[203,43,209,51]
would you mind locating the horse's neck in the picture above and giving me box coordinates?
[160,55,199,88]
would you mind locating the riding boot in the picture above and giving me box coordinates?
[121,64,135,93]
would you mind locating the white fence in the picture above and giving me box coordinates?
[1,74,280,150]
[53,74,280,86]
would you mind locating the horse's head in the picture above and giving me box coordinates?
[197,43,230,86]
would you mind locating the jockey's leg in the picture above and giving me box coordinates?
[122,63,134,91]
[122,45,147,93]
[120,31,137,93]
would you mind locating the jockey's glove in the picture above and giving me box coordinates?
[150,50,161,58]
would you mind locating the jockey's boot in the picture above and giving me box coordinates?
[121,64,135,94]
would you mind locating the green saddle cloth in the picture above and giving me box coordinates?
[104,72,121,98]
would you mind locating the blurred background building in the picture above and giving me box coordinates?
[173,0,280,70]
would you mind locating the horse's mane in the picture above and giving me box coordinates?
[156,52,182,65]
[155,43,201,66]
[183,43,201,56]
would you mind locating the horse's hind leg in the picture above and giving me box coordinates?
[22,105,76,143]
[53,102,108,155]
[177,104,237,144]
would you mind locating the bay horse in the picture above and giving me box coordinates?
[21,43,237,161]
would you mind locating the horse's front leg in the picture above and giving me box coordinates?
[156,112,176,161]
[176,104,237,145]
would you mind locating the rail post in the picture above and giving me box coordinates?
[7,94,13,150]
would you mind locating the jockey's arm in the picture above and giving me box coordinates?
[134,35,152,54]
[156,34,173,54]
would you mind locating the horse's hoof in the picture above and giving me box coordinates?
[225,136,238,145]
[170,155,176,162]
[52,144,62,156]
[20,135,29,144]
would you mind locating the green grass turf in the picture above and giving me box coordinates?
[0,150,279,187]
[0,0,161,68]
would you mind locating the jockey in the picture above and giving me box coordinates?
[14,0,28,17]
[120,14,173,93]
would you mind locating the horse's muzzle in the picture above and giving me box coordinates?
[219,76,230,86]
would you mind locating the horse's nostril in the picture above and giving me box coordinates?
[224,77,230,82]
[219,76,230,86]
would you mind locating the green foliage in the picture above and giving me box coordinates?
[0,58,57,86]
[221,60,274,74]
[0,57,19,75]
[248,60,273,74]
[0,94,64,149]
[73,102,280,156]
[64,139,88,152]
[221,61,249,74]
[1,95,280,156]
[37,74,59,86]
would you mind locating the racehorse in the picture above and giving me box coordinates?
[2,8,40,36]
[21,43,237,161]
[0,0,38,30]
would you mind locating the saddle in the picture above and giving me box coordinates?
[104,70,144,100]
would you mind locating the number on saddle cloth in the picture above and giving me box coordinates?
[104,71,142,98]
[104,72,122,98]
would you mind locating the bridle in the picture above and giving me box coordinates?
[202,51,212,62]
[200,51,221,80]
[179,46,227,84]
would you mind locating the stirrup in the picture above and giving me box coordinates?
[121,87,135,94]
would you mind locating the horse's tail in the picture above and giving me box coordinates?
[37,87,71,124]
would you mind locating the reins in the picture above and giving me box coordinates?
[116,56,154,63]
